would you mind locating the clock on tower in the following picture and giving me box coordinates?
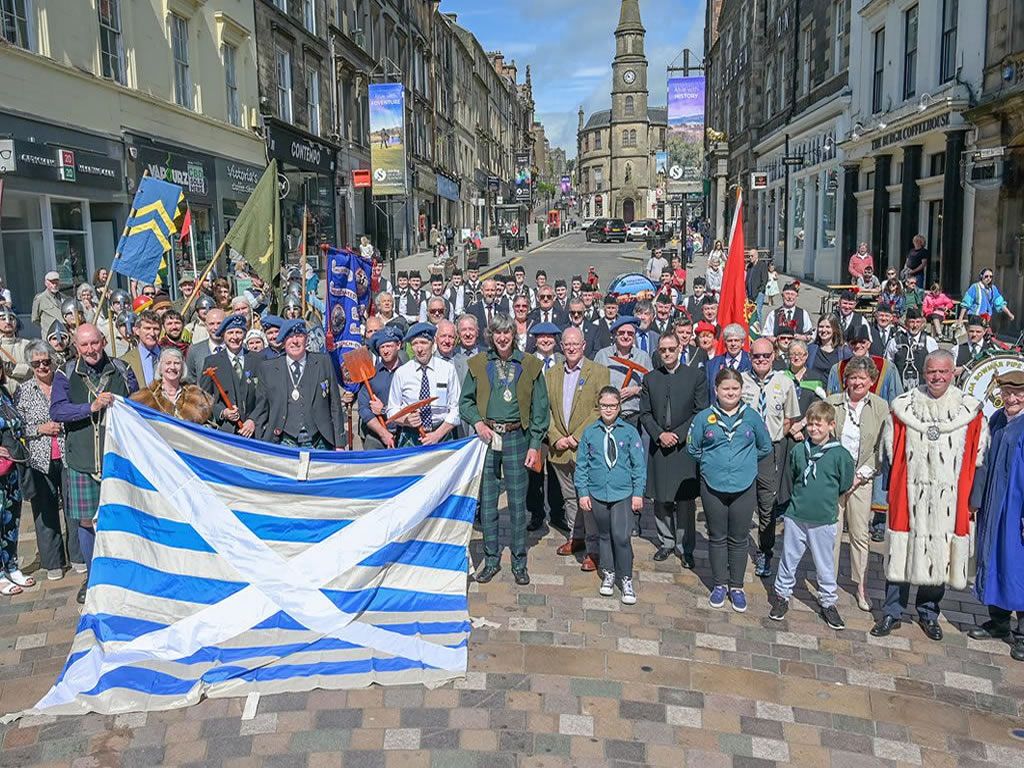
[623,70,636,85]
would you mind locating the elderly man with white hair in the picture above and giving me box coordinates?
[871,349,989,641]
[705,323,751,406]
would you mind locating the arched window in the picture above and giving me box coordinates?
[630,129,638,147]
[625,95,635,115]
[623,129,630,147]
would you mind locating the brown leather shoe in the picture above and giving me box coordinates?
[580,554,598,572]
[556,539,585,556]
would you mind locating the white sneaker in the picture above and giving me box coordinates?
[46,569,64,581]
[620,577,637,605]
[71,562,87,574]
[599,571,615,597]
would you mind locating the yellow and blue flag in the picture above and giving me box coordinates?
[113,177,186,284]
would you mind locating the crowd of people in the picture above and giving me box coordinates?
[0,245,1020,661]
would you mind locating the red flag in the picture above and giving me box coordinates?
[716,189,748,354]
[178,206,192,245]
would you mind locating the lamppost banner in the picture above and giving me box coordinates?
[667,76,705,178]
[369,83,407,196]
[514,151,532,203]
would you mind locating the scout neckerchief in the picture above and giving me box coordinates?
[802,439,841,485]
[711,403,748,442]
[602,421,618,469]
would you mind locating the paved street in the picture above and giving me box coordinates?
[7,236,1018,768]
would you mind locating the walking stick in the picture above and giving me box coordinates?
[202,366,239,423]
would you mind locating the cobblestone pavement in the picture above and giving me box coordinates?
[2,505,1024,768]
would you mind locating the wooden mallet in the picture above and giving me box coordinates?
[203,366,239,422]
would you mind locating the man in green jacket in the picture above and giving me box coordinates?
[460,312,550,585]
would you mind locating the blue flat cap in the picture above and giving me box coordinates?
[260,313,285,329]
[403,322,436,343]
[529,322,561,336]
[610,316,640,332]
[217,314,249,336]
[370,326,403,353]
[278,318,309,342]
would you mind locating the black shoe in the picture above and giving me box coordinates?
[632,521,641,537]
[870,615,901,637]
[76,581,88,605]
[653,547,672,562]
[513,569,530,586]
[681,553,696,570]
[1011,640,1024,662]
[769,597,789,621]
[821,605,846,631]
[918,619,943,641]
[526,518,544,532]
[475,564,501,584]
[967,621,1011,640]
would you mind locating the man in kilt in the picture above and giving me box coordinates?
[50,324,138,604]
[460,313,550,586]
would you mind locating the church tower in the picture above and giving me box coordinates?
[609,0,650,222]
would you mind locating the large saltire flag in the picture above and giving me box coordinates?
[113,178,186,284]
[12,398,486,718]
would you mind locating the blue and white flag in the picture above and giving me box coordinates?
[20,398,486,717]
[324,246,372,390]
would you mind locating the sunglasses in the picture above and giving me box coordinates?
[569,311,583,317]
[751,352,773,360]
[30,360,52,368]
[428,308,445,314]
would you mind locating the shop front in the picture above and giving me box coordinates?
[0,114,125,328]
[267,120,338,270]
[437,174,460,231]
[413,163,437,251]
[128,135,219,285]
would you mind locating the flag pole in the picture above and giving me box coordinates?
[187,212,199,282]
[180,238,229,319]
[95,169,151,321]
[299,204,309,319]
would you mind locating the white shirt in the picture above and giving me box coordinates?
[386,356,462,427]
[840,395,866,461]
[884,333,939,360]
[645,256,669,280]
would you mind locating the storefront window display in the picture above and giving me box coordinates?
[820,177,837,250]
[0,193,47,311]
[792,179,806,251]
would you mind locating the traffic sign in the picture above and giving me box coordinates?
[668,165,684,180]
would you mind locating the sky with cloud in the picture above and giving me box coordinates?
[438,0,706,159]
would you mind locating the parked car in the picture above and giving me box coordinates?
[586,218,627,243]
[626,220,652,240]
[580,217,597,230]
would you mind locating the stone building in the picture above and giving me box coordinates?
[577,0,668,223]
[965,0,1024,335]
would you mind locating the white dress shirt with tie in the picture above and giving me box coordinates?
[386,357,462,428]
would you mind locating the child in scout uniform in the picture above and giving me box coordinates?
[575,387,646,604]
[769,400,856,630]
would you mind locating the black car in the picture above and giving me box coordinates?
[585,218,627,243]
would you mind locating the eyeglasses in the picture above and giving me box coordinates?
[428,308,445,314]
[616,330,635,336]
[658,346,678,353]
[142,290,156,297]
[569,311,583,317]
[30,360,52,368]
[982,273,993,279]
[539,294,554,300]
[598,402,619,409]
[751,352,773,360]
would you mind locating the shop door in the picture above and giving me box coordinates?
[928,200,943,289]
[622,198,635,223]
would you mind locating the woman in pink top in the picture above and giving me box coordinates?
[923,282,955,339]
[848,242,873,280]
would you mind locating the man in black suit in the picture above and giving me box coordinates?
[184,308,226,383]
[466,278,502,331]
[869,302,898,357]
[834,290,871,341]
[251,319,345,448]
[200,314,261,436]
[527,284,567,329]
[639,331,708,568]
[585,295,619,357]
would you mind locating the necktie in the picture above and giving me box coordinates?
[971,344,979,358]
[757,379,768,419]
[233,355,243,381]
[639,333,648,353]
[681,347,688,365]
[291,360,301,384]
[419,365,432,431]
[486,307,492,325]
[603,425,617,469]
[544,357,554,371]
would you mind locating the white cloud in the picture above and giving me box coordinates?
[571,66,610,79]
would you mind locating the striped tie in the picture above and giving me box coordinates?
[419,366,432,431]
[758,380,768,419]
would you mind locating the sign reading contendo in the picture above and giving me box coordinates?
[268,123,335,175]
[368,83,407,197]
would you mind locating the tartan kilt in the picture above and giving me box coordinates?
[65,468,102,521]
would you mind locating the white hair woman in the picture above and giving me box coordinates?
[130,347,213,424]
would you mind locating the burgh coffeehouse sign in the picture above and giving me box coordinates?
[871,112,951,151]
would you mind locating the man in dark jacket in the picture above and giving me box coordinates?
[639,331,708,567]
[200,314,260,436]
[745,249,769,319]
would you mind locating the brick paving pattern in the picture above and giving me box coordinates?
[2,505,1024,768]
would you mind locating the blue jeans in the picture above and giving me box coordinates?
[755,292,766,320]
[883,581,945,621]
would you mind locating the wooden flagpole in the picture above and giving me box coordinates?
[299,204,309,319]
[95,169,151,323]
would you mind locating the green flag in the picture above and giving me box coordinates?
[222,158,280,284]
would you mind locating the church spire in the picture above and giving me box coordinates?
[616,0,645,35]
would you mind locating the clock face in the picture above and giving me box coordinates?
[623,70,636,85]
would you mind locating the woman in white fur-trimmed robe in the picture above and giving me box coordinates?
[872,351,988,641]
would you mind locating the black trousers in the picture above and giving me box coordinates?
[756,441,787,559]
[653,499,696,557]
[32,462,78,570]
[701,480,756,589]
[987,606,1024,641]
[527,459,565,525]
